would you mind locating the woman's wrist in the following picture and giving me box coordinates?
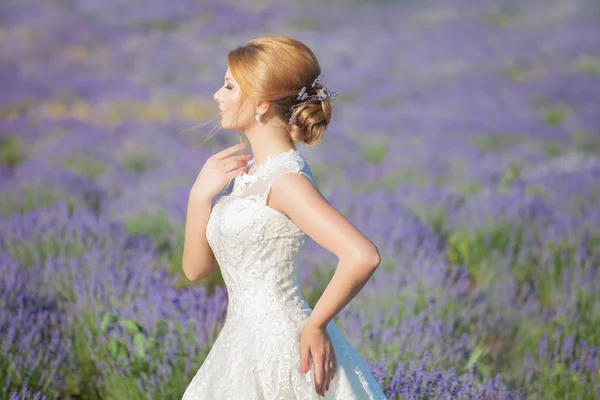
[304,317,328,330]
[189,188,213,204]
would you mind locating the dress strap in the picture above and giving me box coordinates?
[259,152,314,205]
[237,149,314,204]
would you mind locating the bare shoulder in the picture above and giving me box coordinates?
[266,167,322,216]
[269,169,379,265]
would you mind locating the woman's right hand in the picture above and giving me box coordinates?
[191,143,251,200]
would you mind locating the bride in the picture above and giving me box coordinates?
[181,35,387,399]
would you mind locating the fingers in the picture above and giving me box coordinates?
[323,356,334,395]
[223,160,248,180]
[326,357,336,392]
[223,155,250,172]
[313,348,324,396]
[226,167,249,181]
[324,359,331,392]
[322,346,336,395]
[215,143,246,159]
[330,346,337,381]
[300,329,337,396]
[300,340,310,374]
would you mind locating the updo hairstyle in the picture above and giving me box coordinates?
[227,35,333,146]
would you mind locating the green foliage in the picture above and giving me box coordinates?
[0,135,26,168]
[124,209,175,253]
[381,169,428,189]
[527,334,599,399]
[573,290,600,346]
[415,207,447,237]
[63,154,107,178]
[485,9,517,28]
[0,300,74,397]
[499,163,522,187]
[502,63,530,82]
[308,162,326,184]
[525,184,552,198]
[466,344,485,370]
[362,143,388,165]
[98,313,150,366]
[286,17,321,31]
[166,227,186,275]
[120,150,155,174]
[533,239,599,346]
[0,184,77,217]
[0,337,61,397]
[165,225,225,294]
[540,141,564,158]
[66,308,203,400]
[134,19,180,32]
[544,106,570,126]
[410,280,430,315]
[472,134,522,152]
[574,55,600,76]
[529,366,599,399]
[193,265,225,296]
[302,266,335,309]
[459,182,482,196]
[3,219,86,268]
[446,224,515,288]
[443,218,600,394]
[570,129,600,155]
[510,238,581,312]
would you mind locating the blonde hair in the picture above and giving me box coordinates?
[227,35,333,147]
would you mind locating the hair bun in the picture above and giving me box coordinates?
[289,100,331,147]
[227,35,336,147]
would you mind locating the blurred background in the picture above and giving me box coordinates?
[1,0,599,398]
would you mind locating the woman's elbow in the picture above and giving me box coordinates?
[182,264,204,281]
[367,248,381,269]
[355,244,381,270]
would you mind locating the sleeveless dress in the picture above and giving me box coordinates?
[181,148,388,400]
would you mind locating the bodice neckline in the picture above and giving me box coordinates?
[239,147,301,182]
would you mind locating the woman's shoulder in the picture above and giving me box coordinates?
[276,149,314,183]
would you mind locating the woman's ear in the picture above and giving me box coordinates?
[255,101,270,117]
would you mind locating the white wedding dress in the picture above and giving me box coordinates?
[182,148,388,400]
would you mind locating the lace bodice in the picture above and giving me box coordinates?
[206,148,315,325]
[182,148,388,399]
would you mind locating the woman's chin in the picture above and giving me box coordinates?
[220,121,234,130]
[220,120,242,131]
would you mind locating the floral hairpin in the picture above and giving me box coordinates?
[288,74,338,126]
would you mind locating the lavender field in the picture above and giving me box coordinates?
[1,0,600,398]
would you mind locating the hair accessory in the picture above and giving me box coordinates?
[288,74,338,126]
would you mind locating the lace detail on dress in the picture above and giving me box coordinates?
[182,148,388,400]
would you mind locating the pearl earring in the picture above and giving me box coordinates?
[255,114,260,122]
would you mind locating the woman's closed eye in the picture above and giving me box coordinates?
[224,84,233,90]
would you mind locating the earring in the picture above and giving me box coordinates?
[255,114,260,122]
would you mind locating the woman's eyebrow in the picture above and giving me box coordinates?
[225,77,233,83]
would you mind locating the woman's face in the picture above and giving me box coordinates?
[213,68,252,130]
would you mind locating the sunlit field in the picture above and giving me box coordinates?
[1,0,599,398]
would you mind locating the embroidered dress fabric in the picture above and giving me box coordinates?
[182,148,388,400]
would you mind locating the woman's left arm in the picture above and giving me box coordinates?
[269,172,381,330]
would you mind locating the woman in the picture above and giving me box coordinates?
[181,35,387,399]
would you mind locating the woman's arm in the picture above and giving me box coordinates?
[181,191,219,281]
[270,173,381,329]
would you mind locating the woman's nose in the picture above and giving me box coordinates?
[213,91,221,102]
